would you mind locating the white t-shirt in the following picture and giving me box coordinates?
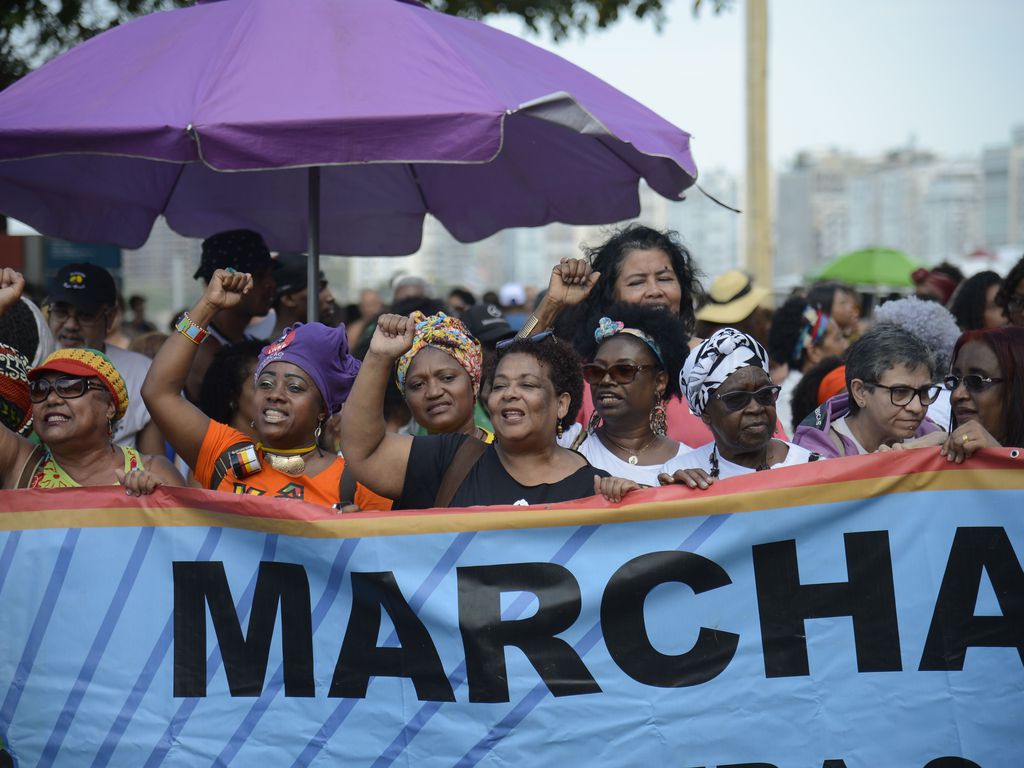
[106,344,154,449]
[560,424,689,485]
[928,388,952,432]
[661,440,816,481]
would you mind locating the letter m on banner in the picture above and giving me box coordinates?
[173,561,314,697]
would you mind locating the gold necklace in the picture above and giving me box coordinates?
[599,430,659,465]
[257,443,318,476]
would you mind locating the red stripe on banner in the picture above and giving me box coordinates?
[0,448,1020,535]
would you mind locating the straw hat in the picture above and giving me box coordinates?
[695,270,771,324]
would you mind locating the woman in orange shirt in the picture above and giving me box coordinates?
[142,269,389,511]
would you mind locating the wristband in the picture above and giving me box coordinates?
[175,312,209,345]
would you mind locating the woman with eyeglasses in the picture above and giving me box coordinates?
[792,325,941,458]
[892,326,1024,462]
[658,329,819,489]
[341,314,620,508]
[0,269,182,494]
[562,305,689,485]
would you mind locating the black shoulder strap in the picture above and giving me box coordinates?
[338,462,359,506]
[15,444,46,489]
[434,437,488,509]
[210,441,257,490]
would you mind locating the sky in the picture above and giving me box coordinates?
[491,0,1024,175]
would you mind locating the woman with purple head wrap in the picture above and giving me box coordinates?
[142,269,390,511]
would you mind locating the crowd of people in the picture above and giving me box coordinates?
[1,224,1021,509]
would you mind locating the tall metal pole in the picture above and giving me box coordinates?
[745,0,772,288]
[307,166,321,323]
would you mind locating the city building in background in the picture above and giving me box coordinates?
[4,128,1022,318]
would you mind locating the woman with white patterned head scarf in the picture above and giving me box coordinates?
[659,328,818,488]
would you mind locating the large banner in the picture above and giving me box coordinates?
[1,449,1022,767]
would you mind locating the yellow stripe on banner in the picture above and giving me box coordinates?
[0,466,1018,538]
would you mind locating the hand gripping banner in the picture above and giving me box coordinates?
[0,449,1021,767]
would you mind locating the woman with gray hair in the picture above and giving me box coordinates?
[792,324,942,457]
[873,296,960,429]
[658,328,818,490]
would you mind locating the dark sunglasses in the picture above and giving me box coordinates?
[865,381,941,407]
[28,376,107,403]
[581,362,658,386]
[496,330,553,351]
[943,374,1004,393]
[712,384,781,412]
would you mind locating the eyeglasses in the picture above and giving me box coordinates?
[581,362,658,386]
[496,330,553,351]
[865,381,941,407]
[943,374,1004,393]
[712,384,781,412]
[46,303,108,327]
[28,376,107,403]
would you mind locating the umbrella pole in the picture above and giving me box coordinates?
[307,166,321,324]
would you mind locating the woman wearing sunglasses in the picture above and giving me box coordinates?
[659,328,819,488]
[341,314,620,508]
[563,305,689,485]
[0,266,182,493]
[792,325,941,458]
[893,326,1024,462]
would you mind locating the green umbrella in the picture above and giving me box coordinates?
[813,248,922,288]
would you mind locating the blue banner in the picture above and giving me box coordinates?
[1,449,1022,767]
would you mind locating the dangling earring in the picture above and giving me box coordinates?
[649,400,667,437]
[556,420,564,439]
[107,418,114,440]
[587,409,602,434]
[250,419,256,429]
[314,421,323,442]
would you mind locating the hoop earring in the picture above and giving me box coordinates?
[649,401,667,437]
[587,409,602,434]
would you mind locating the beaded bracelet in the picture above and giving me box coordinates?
[175,312,209,345]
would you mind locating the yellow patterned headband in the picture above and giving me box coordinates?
[29,348,129,420]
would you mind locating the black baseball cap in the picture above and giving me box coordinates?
[461,303,515,344]
[273,252,326,300]
[194,229,279,281]
[47,263,117,311]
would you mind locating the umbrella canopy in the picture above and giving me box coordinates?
[813,248,922,288]
[0,0,697,256]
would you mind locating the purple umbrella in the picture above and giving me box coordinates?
[0,0,697,315]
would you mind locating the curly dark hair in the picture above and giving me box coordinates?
[0,299,41,363]
[789,355,844,433]
[487,334,584,431]
[577,303,690,400]
[576,224,702,337]
[996,254,1024,319]
[198,339,266,425]
[949,270,1003,331]
[767,295,815,368]
[952,327,1024,447]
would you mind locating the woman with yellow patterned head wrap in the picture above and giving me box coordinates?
[0,268,184,493]
[394,311,492,442]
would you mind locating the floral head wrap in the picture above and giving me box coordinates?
[29,348,129,420]
[681,328,770,416]
[794,306,831,364]
[395,312,482,395]
[593,316,665,366]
